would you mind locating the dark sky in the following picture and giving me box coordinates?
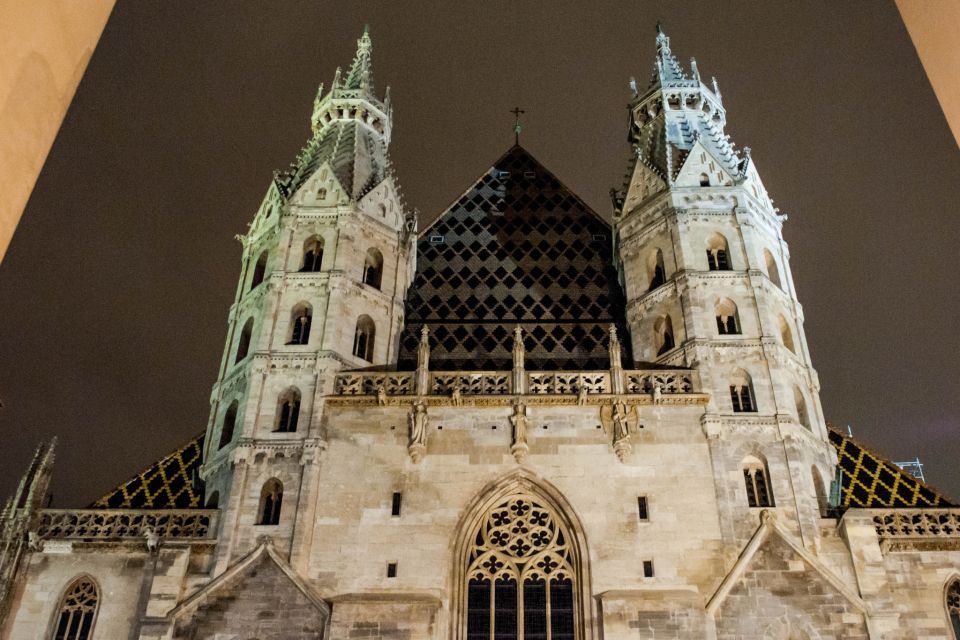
[2,1,958,507]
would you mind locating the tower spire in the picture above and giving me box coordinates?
[344,25,374,91]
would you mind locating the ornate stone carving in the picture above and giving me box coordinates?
[601,401,640,462]
[407,401,428,463]
[509,402,530,463]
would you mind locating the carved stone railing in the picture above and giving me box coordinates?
[432,372,510,395]
[332,369,698,397]
[36,509,218,541]
[872,510,960,551]
[335,372,415,395]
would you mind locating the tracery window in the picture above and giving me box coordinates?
[363,248,383,289]
[258,479,283,525]
[466,495,577,640]
[52,577,98,640]
[353,315,376,361]
[289,304,312,345]
[948,579,960,638]
[275,388,301,433]
[743,462,774,508]
[706,233,731,271]
[301,236,324,272]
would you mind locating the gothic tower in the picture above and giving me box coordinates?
[612,26,835,545]
[200,28,416,570]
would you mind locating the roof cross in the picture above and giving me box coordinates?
[510,107,525,145]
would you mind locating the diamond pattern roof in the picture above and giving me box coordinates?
[828,428,955,509]
[90,434,204,509]
[398,145,631,371]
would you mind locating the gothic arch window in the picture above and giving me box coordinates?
[275,388,301,433]
[764,249,782,289]
[289,303,312,345]
[778,314,796,354]
[946,578,960,638]
[729,369,757,413]
[249,251,268,291]
[654,315,675,356]
[706,233,731,271]
[794,386,810,431]
[218,401,238,449]
[258,479,283,525]
[715,298,741,335]
[363,248,383,289]
[647,248,666,291]
[353,315,376,361]
[464,493,580,640]
[812,467,828,517]
[51,576,98,640]
[742,456,774,508]
[301,236,324,272]
[235,318,253,363]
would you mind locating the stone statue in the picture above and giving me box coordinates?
[27,530,43,552]
[143,526,160,554]
[451,382,463,407]
[509,401,530,463]
[576,384,588,406]
[407,401,428,463]
[377,385,388,406]
[651,383,662,404]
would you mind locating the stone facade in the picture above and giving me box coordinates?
[3,25,960,640]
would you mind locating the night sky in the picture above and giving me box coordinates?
[1,2,958,507]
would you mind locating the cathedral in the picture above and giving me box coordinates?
[3,26,960,640]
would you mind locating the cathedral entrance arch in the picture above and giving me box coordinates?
[451,471,592,640]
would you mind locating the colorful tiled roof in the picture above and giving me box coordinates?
[90,435,204,509]
[828,428,955,509]
[398,145,633,372]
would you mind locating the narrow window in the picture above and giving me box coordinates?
[391,492,402,516]
[353,315,376,361]
[52,577,99,640]
[637,496,649,521]
[794,386,810,431]
[643,560,654,578]
[654,315,675,356]
[729,370,756,413]
[301,237,324,272]
[235,318,253,363]
[779,314,796,354]
[946,579,960,637]
[764,249,782,289]
[699,173,710,187]
[363,248,384,289]
[258,479,283,525]
[743,463,774,508]
[706,233,731,271]
[218,401,238,449]
[249,251,268,291]
[275,389,301,433]
[387,562,397,578]
[289,304,312,345]
[812,467,828,517]
[715,298,741,335]
[648,248,666,291]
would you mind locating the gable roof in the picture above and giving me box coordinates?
[397,145,633,371]
[90,434,203,509]
[828,427,955,509]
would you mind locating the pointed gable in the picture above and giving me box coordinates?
[398,146,632,371]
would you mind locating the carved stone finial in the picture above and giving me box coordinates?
[512,326,526,394]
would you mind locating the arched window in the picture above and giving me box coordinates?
[764,249,782,289]
[715,298,741,335]
[235,318,253,363]
[275,388,301,433]
[742,457,774,508]
[353,315,376,361]
[289,304,312,345]
[812,467,828,518]
[465,493,578,640]
[699,172,710,187]
[794,386,810,431]
[647,248,666,291]
[779,315,796,354]
[730,370,757,413]
[706,233,731,271]
[363,248,383,289]
[206,491,220,509]
[947,579,960,638]
[258,479,283,525]
[52,577,98,640]
[218,401,238,449]
[249,252,268,291]
[654,315,675,356]
[301,236,324,272]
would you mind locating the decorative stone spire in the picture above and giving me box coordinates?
[343,25,374,92]
[608,325,624,394]
[416,326,430,395]
[512,326,526,394]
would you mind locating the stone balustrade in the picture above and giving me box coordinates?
[333,369,696,396]
[872,509,960,551]
[36,509,218,541]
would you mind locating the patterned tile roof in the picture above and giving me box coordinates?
[828,428,955,509]
[90,434,204,509]
[398,145,633,371]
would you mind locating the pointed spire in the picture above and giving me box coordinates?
[651,22,688,85]
[344,25,373,91]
